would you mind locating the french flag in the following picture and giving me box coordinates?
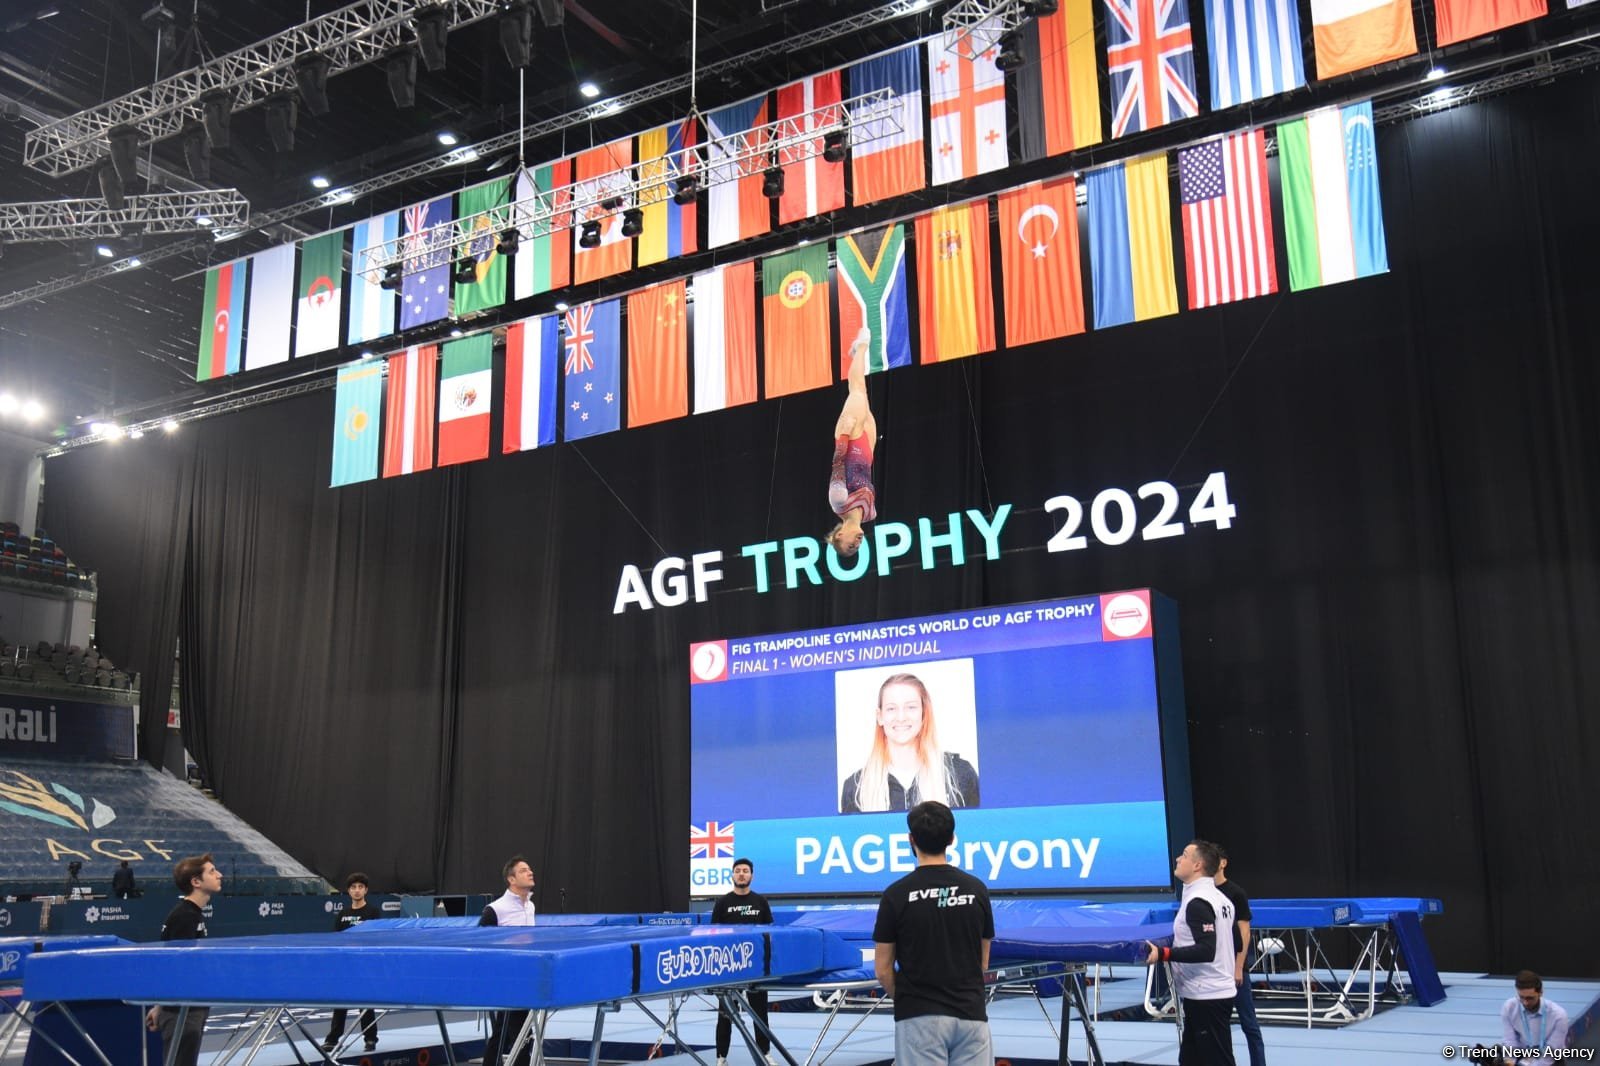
[847,45,925,205]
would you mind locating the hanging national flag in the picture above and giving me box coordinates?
[775,72,845,226]
[636,120,699,267]
[692,261,758,414]
[1104,0,1201,137]
[1086,153,1179,328]
[628,279,688,427]
[1570,0,1597,7]
[835,224,911,374]
[245,243,295,370]
[1206,0,1306,109]
[705,94,772,249]
[1308,0,1416,79]
[513,158,573,299]
[382,344,438,478]
[997,179,1085,347]
[1278,101,1388,292]
[761,244,832,398]
[914,201,996,362]
[454,178,509,316]
[350,211,397,345]
[402,194,453,329]
[1017,0,1102,161]
[196,259,247,381]
[1434,0,1546,46]
[503,315,560,453]
[847,45,925,205]
[574,139,634,284]
[437,333,493,466]
[564,299,623,440]
[330,362,383,487]
[1178,130,1277,310]
[295,231,343,358]
[926,22,1009,185]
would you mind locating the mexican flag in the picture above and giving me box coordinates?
[437,333,493,466]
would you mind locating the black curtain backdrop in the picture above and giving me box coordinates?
[44,74,1600,975]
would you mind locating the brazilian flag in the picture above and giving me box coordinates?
[454,177,509,315]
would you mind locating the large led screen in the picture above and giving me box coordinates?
[688,589,1192,897]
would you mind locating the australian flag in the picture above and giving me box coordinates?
[690,821,736,859]
[402,194,453,328]
[562,298,621,441]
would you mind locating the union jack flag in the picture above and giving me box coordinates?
[689,821,735,859]
[563,303,596,374]
[1104,0,1200,138]
[403,203,429,263]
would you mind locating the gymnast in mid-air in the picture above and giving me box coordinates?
[826,328,877,558]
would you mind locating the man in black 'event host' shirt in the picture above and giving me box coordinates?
[144,853,221,1066]
[873,801,994,1066]
[711,857,775,1066]
[323,872,382,1054]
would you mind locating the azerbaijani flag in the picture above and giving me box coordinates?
[196,259,247,381]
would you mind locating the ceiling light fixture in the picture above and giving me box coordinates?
[311,175,330,189]
[437,131,459,146]
[579,81,601,99]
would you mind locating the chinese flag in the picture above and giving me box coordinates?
[997,179,1085,347]
[627,279,688,427]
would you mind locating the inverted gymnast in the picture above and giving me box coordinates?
[826,328,878,558]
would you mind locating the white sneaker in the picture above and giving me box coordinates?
[717,1058,728,1066]
[766,1056,777,1066]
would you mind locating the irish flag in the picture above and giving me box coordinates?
[437,333,493,466]
[1309,0,1416,79]
[1278,101,1388,292]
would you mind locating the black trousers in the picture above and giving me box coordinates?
[157,1006,209,1066]
[484,1009,533,1066]
[715,990,770,1058]
[326,1007,377,1046]
[1179,996,1236,1066]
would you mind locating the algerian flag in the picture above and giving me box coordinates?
[437,333,493,466]
[1278,100,1388,292]
[295,231,344,357]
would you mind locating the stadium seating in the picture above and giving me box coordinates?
[0,756,324,897]
[0,523,89,591]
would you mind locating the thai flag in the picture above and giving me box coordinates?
[689,821,735,859]
[1104,0,1200,137]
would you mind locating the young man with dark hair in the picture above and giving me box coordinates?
[1146,840,1237,1066]
[323,872,381,1054]
[144,853,221,1066]
[1214,850,1264,1066]
[1500,970,1569,1063]
[712,857,775,1066]
[479,856,537,1065]
[873,801,994,1066]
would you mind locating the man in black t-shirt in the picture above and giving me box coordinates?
[711,857,775,1066]
[1216,851,1264,1066]
[323,872,382,1054]
[872,801,994,1066]
[144,853,221,1066]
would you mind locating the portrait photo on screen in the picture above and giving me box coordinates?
[834,659,979,814]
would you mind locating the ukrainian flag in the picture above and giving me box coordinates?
[1087,153,1179,329]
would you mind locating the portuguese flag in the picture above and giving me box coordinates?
[436,333,493,466]
[760,244,831,399]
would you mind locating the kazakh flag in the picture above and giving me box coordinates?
[331,362,383,487]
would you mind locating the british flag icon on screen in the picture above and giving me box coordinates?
[690,821,736,859]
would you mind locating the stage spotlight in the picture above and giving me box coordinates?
[995,30,1025,72]
[181,124,211,180]
[295,52,333,116]
[499,1,534,67]
[823,128,847,163]
[162,419,180,433]
[600,194,623,211]
[386,47,419,108]
[1024,0,1058,14]
[453,255,478,284]
[762,165,784,199]
[200,89,233,149]
[496,226,520,255]
[620,207,643,239]
[531,0,563,26]
[672,173,700,205]
[95,243,114,258]
[107,125,141,184]
[265,94,298,152]
[380,262,403,291]
[578,219,602,248]
[98,163,125,210]
[415,5,450,72]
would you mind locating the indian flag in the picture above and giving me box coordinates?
[1277,101,1388,292]
[437,333,493,466]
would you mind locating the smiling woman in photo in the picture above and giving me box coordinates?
[840,673,980,813]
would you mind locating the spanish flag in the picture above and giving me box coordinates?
[761,244,832,399]
[914,201,995,363]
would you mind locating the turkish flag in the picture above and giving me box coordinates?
[997,178,1085,348]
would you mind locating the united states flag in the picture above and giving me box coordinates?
[1177,129,1276,309]
[689,821,736,859]
[1105,0,1200,137]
